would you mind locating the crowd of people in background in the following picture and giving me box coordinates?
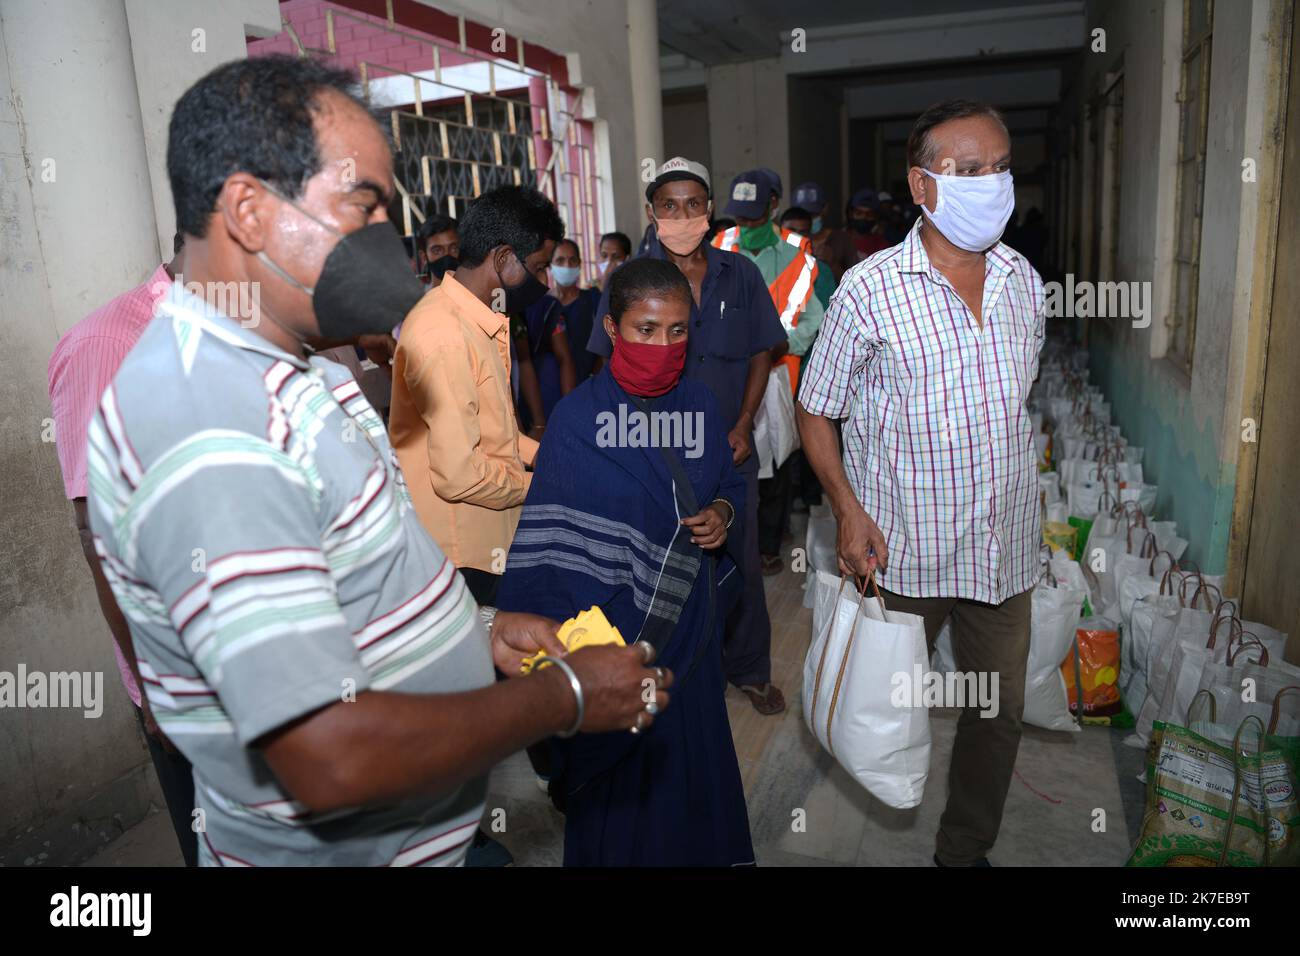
[47,53,1048,869]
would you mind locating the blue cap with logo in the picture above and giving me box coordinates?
[791,181,826,214]
[849,187,881,212]
[724,168,780,219]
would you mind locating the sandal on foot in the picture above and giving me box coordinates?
[737,682,786,715]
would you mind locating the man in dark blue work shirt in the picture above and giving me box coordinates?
[587,157,789,715]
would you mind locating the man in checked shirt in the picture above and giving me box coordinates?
[797,99,1045,867]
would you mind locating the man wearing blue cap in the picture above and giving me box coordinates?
[586,158,789,715]
[791,181,855,281]
[713,170,824,590]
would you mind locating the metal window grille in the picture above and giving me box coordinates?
[304,5,605,284]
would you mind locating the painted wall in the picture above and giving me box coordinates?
[0,0,279,864]
[1064,0,1281,575]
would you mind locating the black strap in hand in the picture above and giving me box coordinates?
[631,396,719,685]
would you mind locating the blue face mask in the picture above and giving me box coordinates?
[551,264,581,288]
[811,216,823,234]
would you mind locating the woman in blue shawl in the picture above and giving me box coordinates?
[496,259,753,866]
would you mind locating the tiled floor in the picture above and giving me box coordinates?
[85,511,1142,866]
[485,511,1141,867]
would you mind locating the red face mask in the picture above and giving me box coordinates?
[609,336,687,397]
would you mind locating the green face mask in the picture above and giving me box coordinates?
[738,222,779,251]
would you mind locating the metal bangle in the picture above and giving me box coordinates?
[712,497,736,529]
[537,656,584,738]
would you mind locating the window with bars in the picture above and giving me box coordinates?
[273,3,607,285]
[1168,0,1213,372]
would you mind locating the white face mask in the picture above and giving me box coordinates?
[920,168,1014,252]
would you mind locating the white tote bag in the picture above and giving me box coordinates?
[1083,513,1143,612]
[1038,471,1061,505]
[1122,591,1182,725]
[804,571,930,809]
[1155,626,1230,734]
[1149,520,1188,561]
[802,503,838,608]
[1194,656,1300,747]
[752,364,799,478]
[1067,479,1108,520]
[1134,604,1222,745]
[940,554,1087,732]
[1025,572,1087,732]
[1119,481,1158,514]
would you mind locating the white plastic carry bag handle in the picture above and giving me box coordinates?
[803,570,931,809]
[808,574,886,755]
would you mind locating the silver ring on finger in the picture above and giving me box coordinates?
[654,666,666,686]
[632,640,656,665]
[629,711,646,735]
[645,700,660,716]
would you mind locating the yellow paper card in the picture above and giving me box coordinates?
[520,606,625,674]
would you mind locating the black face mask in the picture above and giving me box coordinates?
[256,181,426,339]
[850,219,874,234]
[501,255,548,313]
[426,254,459,280]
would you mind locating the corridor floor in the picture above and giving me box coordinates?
[83,511,1147,867]
[481,510,1145,867]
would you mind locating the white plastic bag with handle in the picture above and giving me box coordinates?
[1134,604,1222,746]
[802,503,838,608]
[1026,569,1088,732]
[932,561,1085,733]
[804,570,930,808]
[1121,591,1184,744]
[751,364,799,479]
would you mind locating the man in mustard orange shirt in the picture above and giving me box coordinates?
[389,186,563,605]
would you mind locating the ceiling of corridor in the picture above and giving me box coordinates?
[656,0,1080,65]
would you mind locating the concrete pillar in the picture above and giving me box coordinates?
[706,58,789,207]
[626,0,663,230]
[0,0,279,862]
[124,0,281,258]
[0,0,161,853]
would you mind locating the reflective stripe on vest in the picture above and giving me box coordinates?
[712,226,741,252]
[710,226,817,332]
[712,225,818,397]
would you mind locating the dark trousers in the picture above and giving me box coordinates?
[879,587,1033,866]
[757,456,795,557]
[135,706,198,867]
[792,449,822,507]
[459,567,500,605]
[723,466,772,687]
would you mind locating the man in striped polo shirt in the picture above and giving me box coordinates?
[48,234,198,867]
[86,55,665,866]
[798,99,1045,867]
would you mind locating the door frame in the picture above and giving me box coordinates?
[1226,0,1296,600]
